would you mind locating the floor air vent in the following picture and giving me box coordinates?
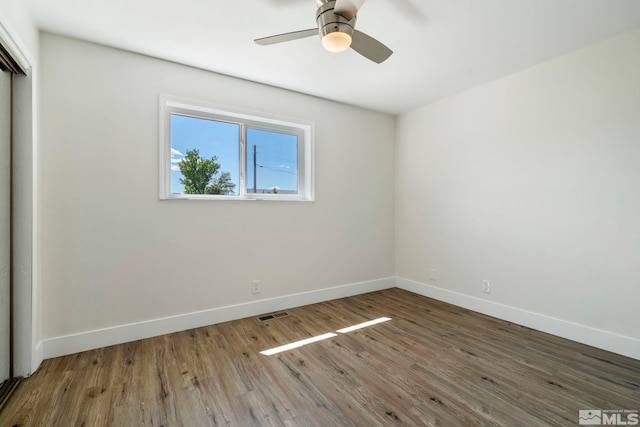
[258,311,290,321]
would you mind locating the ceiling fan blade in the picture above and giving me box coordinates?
[334,0,366,20]
[350,30,392,63]
[254,28,318,46]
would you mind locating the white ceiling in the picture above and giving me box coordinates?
[25,0,640,115]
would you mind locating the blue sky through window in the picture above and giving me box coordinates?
[171,115,239,194]
[246,128,298,194]
[171,114,298,195]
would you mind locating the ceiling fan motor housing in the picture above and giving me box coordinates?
[316,1,356,39]
[254,0,392,63]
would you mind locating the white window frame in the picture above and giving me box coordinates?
[160,94,314,201]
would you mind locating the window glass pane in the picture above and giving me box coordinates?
[170,114,240,195]
[246,128,298,194]
[161,95,312,201]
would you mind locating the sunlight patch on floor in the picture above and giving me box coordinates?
[336,317,392,333]
[260,317,392,356]
[260,333,338,356]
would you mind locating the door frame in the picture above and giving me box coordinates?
[0,18,38,376]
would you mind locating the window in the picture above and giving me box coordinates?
[160,95,314,201]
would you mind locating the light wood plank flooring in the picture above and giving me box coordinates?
[1,288,638,426]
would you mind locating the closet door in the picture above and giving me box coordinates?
[0,67,10,385]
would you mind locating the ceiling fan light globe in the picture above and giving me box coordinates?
[322,31,352,52]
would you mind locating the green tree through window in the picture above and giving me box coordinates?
[178,149,236,195]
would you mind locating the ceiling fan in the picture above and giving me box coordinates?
[254,0,393,64]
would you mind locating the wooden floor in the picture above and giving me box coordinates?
[1,288,638,426]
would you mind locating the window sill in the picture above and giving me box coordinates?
[162,194,315,202]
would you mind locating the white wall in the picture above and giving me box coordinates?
[396,29,640,359]
[39,33,395,355]
[38,28,640,360]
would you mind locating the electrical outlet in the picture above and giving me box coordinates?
[429,268,437,282]
[252,280,261,294]
[482,280,491,294]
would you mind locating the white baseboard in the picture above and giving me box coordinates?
[396,277,640,361]
[41,276,639,361]
[31,340,44,375]
[42,277,395,359]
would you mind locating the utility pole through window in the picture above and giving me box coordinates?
[253,144,257,193]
